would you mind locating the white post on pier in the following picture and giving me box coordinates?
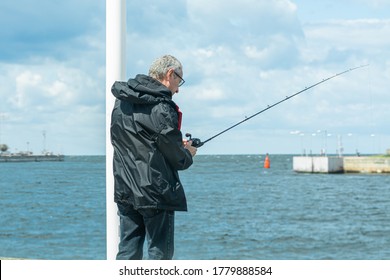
[106,0,126,260]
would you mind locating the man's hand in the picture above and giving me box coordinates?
[183,140,197,157]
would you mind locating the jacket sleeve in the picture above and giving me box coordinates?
[154,103,193,171]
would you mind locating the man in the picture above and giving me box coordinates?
[110,55,197,260]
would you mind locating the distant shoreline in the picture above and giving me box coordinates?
[0,154,64,162]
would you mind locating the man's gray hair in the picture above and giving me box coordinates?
[149,55,183,81]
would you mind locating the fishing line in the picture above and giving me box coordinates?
[186,64,369,148]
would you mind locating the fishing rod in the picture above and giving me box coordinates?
[186,64,369,148]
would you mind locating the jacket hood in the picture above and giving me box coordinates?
[111,74,173,105]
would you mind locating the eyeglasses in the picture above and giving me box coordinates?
[174,71,185,87]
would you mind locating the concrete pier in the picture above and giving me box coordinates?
[293,153,390,174]
[343,156,390,173]
[293,156,344,173]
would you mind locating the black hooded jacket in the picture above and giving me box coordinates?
[110,74,193,211]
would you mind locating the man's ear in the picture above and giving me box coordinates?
[159,69,173,89]
[166,68,174,79]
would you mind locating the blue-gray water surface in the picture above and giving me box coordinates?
[1,155,389,259]
[176,154,390,260]
[0,156,106,260]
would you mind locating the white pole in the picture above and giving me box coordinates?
[106,0,126,260]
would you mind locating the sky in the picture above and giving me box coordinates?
[1,0,389,155]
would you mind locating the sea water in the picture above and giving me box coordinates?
[0,156,106,260]
[177,155,390,260]
[1,155,389,259]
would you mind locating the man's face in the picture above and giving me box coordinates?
[163,68,184,95]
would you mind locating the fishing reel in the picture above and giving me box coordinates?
[185,133,204,148]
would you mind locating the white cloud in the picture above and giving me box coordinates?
[359,0,390,8]
[189,85,225,101]
[304,19,390,51]
[0,60,105,154]
[10,71,42,108]
[0,0,105,155]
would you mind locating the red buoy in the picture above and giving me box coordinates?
[264,154,270,169]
